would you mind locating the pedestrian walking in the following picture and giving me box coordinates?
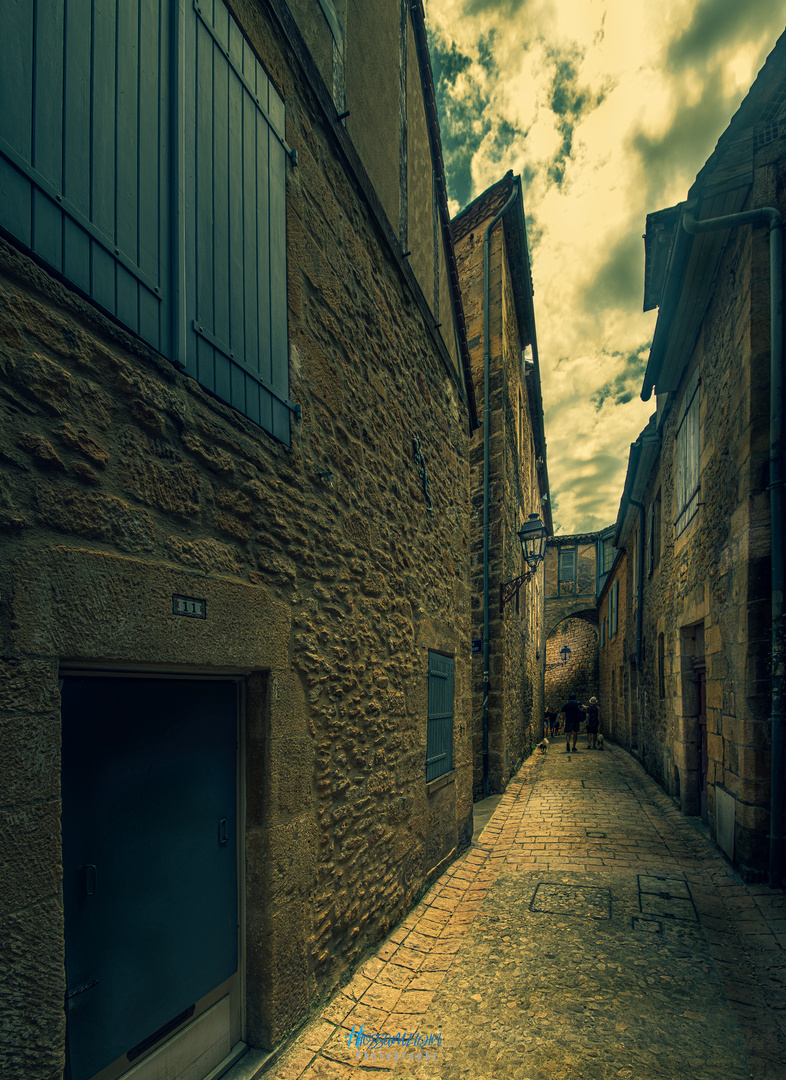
[585,696,602,748]
[560,692,583,753]
[545,705,558,738]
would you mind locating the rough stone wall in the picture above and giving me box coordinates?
[0,0,474,1067]
[544,618,599,714]
[454,203,545,799]
[635,198,772,874]
[613,157,783,879]
[544,538,599,634]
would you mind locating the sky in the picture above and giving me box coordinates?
[424,0,786,534]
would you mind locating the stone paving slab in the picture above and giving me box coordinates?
[267,743,786,1080]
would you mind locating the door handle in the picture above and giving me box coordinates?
[218,818,228,846]
[82,864,97,896]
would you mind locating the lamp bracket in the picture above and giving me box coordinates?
[499,567,536,613]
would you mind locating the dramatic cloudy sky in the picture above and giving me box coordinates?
[424,0,785,534]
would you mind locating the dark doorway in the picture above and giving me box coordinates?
[61,676,239,1080]
[694,658,708,822]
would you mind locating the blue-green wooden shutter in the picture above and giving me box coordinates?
[0,0,170,357]
[427,652,454,781]
[184,0,291,444]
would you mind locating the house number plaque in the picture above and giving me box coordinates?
[172,594,207,619]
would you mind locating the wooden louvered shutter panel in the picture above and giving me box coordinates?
[0,0,170,357]
[426,653,454,781]
[184,0,290,444]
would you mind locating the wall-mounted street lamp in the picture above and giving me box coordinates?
[499,513,548,613]
[560,645,572,665]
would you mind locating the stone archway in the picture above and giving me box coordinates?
[544,614,600,714]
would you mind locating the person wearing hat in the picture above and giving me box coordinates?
[559,692,583,754]
[585,696,602,748]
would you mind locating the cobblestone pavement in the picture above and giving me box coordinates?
[268,742,786,1080]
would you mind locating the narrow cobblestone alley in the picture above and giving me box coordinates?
[268,742,786,1080]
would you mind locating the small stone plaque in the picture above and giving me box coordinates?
[172,594,207,619]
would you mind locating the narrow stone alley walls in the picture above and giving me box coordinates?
[0,0,477,1067]
[452,172,550,800]
[545,617,599,712]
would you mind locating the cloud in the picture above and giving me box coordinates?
[591,347,650,411]
[426,0,785,531]
[627,68,735,207]
[545,43,608,187]
[582,232,645,314]
[666,0,785,72]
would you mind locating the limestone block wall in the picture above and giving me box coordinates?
[0,0,474,1067]
[453,188,546,799]
[544,537,599,634]
[544,618,599,714]
[629,160,781,878]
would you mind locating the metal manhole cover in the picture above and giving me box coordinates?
[530,883,611,919]
[638,875,697,922]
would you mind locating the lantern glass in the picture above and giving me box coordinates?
[518,513,547,571]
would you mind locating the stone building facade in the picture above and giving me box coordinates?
[545,618,599,715]
[0,2,479,1077]
[543,532,612,715]
[599,31,786,883]
[451,173,552,798]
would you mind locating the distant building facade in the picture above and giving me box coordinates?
[543,530,613,712]
[0,2,479,1077]
[452,172,552,797]
[598,31,786,883]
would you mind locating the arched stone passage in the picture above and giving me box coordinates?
[544,614,600,716]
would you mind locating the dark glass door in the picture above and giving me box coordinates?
[62,677,238,1080]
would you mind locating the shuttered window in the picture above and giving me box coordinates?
[0,0,293,445]
[426,652,453,782]
[674,370,700,537]
[609,579,619,637]
[558,547,577,597]
[1,0,171,355]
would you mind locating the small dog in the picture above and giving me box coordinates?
[597,734,604,751]
[537,738,549,755]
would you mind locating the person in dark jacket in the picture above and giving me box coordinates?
[560,692,583,754]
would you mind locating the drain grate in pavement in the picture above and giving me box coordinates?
[585,829,607,838]
[637,874,697,922]
[530,882,612,919]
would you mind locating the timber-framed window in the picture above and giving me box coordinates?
[1,0,295,444]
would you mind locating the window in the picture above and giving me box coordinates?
[658,633,666,699]
[426,652,453,781]
[649,489,662,574]
[558,547,577,597]
[1,0,294,443]
[674,371,700,536]
[609,579,619,637]
[603,539,614,574]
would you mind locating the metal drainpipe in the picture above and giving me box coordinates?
[628,499,646,672]
[482,188,518,799]
[628,498,646,755]
[683,208,784,887]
